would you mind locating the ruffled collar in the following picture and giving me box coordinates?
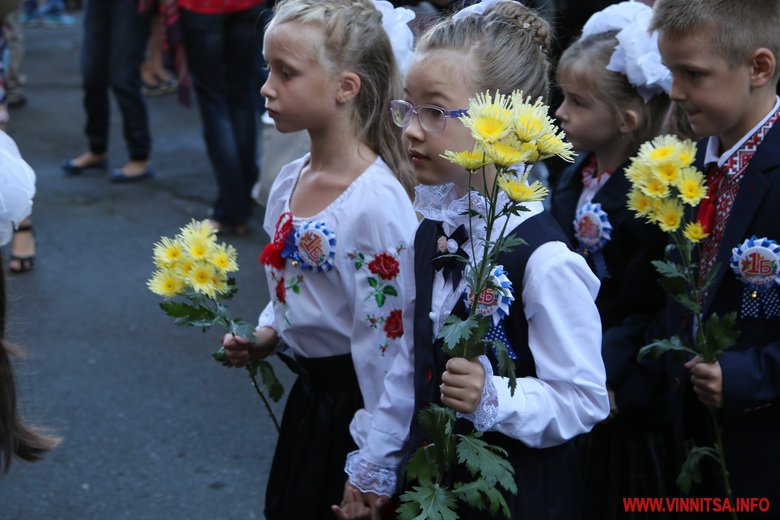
[414,183,513,234]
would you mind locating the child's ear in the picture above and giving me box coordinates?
[749,48,776,88]
[336,72,362,104]
[619,109,639,135]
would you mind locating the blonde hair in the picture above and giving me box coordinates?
[651,0,780,80]
[416,0,553,102]
[557,31,670,153]
[270,0,415,195]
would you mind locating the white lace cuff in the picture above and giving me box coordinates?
[344,451,397,497]
[457,355,499,431]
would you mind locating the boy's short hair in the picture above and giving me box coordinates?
[651,0,780,77]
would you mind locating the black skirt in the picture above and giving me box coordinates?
[264,353,364,520]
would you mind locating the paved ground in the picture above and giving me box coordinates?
[0,12,308,520]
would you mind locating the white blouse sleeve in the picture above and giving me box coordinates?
[488,241,609,448]
[0,130,35,247]
[341,179,418,496]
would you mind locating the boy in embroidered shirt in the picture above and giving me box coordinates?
[652,0,780,506]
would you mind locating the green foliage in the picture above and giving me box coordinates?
[638,336,697,361]
[398,484,458,520]
[495,235,526,255]
[493,339,517,396]
[676,441,719,494]
[439,315,480,352]
[701,312,739,362]
[453,479,510,517]
[653,259,688,280]
[258,361,284,402]
[160,301,217,327]
[456,433,516,494]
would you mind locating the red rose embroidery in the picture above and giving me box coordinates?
[384,309,403,340]
[368,253,400,280]
[275,277,286,304]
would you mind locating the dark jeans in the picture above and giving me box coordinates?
[180,6,263,227]
[81,0,151,160]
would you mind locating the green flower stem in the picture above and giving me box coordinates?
[710,408,736,517]
[247,365,281,434]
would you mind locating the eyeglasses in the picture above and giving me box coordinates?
[389,100,468,133]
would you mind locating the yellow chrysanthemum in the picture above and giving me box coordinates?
[639,135,682,164]
[683,221,709,243]
[655,161,681,184]
[176,256,195,277]
[510,92,552,142]
[441,149,490,171]
[486,139,537,167]
[497,175,549,203]
[210,243,239,273]
[179,219,217,243]
[625,159,654,186]
[675,167,708,206]
[461,91,513,144]
[188,263,220,298]
[639,176,671,199]
[147,269,186,298]
[153,237,184,268]
[677,139,697,167]
[536,131,575,162]
[627,189,655,219]
[652,198,684,232]
[185,235,213,260]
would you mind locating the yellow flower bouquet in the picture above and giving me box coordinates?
[148,220,283,431]
[625,135,737,511]
[400,91,574,520]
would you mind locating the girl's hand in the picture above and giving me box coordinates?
[440,357,485,413]
[222,326,278,367]
[331,481,387,520]
[684,355,723,409]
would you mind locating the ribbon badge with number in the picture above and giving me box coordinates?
[295,220,337,272]
[730,236,780,319]
[574,202,612,280]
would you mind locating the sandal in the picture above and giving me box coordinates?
[9,224,36,274]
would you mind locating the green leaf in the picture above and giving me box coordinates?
[160,301,217,327]
[492,339,517,396]
[638,336,697,361]
[229,321,257,341]
[258,361,285,402]
[398,484,458,520]
[383,285,398,296]
[496,235,526,255]
[438,315,479,352]
[652,260,688,280]
[453,479,511,518]
[658,274,688,297]
[405,443,440,485]
[291,285,301,294]
[367,277,378,288]
[701,312,739,361]
[672,292,702,314]
[375,292,386,307]
[676,441,719,493]
[220,277,239,300]
[455,432,516,494]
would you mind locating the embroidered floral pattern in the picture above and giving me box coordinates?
[350,245,406,354]
[270,272,304,326]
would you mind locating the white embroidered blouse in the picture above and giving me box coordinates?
[385,183,610,448]
[256,154,418,496]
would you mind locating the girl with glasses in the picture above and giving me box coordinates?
[378,1,610,518]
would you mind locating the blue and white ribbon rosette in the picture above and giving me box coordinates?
[730,236,780,319]
[464,265,517,360]
[294,220,337,272]
[574,202,612,279]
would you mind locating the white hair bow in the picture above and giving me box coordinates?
[581,1,671,102]
[453,0,502,20]
[373,0,416,76]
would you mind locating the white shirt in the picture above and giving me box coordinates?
[0,130,35,247]
[257,154,418,495]
[386,183,609,449]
